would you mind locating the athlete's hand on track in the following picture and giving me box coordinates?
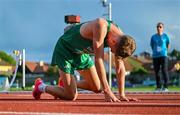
[119,96,139,102]
[104,90,121,102]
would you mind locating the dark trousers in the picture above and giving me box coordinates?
[153,57,169,88]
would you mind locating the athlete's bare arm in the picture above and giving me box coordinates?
[80,18,120,102]
[114,57,127,99]
[93,18,120,102]
[115,56,138,101]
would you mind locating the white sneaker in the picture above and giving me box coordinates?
[154,88,161,92]
[162,88,169,92]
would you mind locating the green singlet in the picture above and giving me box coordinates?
[51,20,115,74]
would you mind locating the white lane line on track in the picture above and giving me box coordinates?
[0,101,180,106]
[0,111,119,115]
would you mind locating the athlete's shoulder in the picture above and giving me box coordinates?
[93,18,107,25]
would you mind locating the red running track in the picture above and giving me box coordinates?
[0,91,180,114]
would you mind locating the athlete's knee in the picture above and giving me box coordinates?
[65,92,78,100]
[93,89,102,93]
[92,86,102,93]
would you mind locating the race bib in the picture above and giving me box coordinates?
[157,46,162,52]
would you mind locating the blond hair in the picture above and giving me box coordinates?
[115,35,136,58]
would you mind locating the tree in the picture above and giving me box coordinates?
[0,51,16,65]
[170,49,180,60]
[45,66,59,77]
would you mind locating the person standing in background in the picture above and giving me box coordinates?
[150,22,170,92]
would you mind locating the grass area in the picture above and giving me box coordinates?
[10,87,32,91]
[0,87,33,92]
[113,86,180,92]
[126,86,180,92]
[127,57,145,70]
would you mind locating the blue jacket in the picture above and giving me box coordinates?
[150,33,170,58]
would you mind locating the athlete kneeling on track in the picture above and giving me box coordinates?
[33,18,137,102]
